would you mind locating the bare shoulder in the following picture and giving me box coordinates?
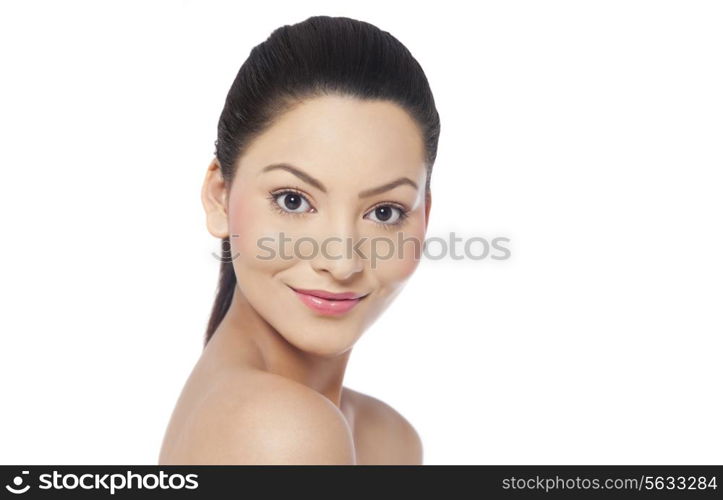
[345,387,423,465]
[170,370,356,464]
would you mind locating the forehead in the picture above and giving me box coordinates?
[235,95,426,185]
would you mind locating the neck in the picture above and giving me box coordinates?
[206,284,351,407]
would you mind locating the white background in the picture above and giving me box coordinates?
[1,0,721,465]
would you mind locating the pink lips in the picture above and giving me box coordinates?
[290,287,367,316]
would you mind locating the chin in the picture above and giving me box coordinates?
[280,324,361,358]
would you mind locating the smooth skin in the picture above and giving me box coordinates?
[158,95,431,465]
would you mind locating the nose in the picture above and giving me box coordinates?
[310,220,364,281]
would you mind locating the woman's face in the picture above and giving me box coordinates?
[219,95,430,357]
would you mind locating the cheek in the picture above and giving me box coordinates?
[227,192,277,269]
[369,225,425,284]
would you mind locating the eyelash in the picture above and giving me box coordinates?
[267,188,410,231]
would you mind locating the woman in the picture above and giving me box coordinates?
[159,15,440,465]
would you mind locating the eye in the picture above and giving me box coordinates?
[270,190,314,214]
[365,204,408,226]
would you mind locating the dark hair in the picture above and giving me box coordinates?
[204,15,441,346]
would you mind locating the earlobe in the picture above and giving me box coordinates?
[201,157,230,239]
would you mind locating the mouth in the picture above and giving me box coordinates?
[287,285,370,316]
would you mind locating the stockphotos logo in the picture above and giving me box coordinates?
[5,470,30,494]
[3,469,199,495]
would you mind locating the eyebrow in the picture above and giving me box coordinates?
[260,163,418,198]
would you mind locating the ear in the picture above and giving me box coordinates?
[201,157,230,238]
[424,190,432,232]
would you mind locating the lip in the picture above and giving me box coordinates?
[288,286,369,316]
[291,287,367,300]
